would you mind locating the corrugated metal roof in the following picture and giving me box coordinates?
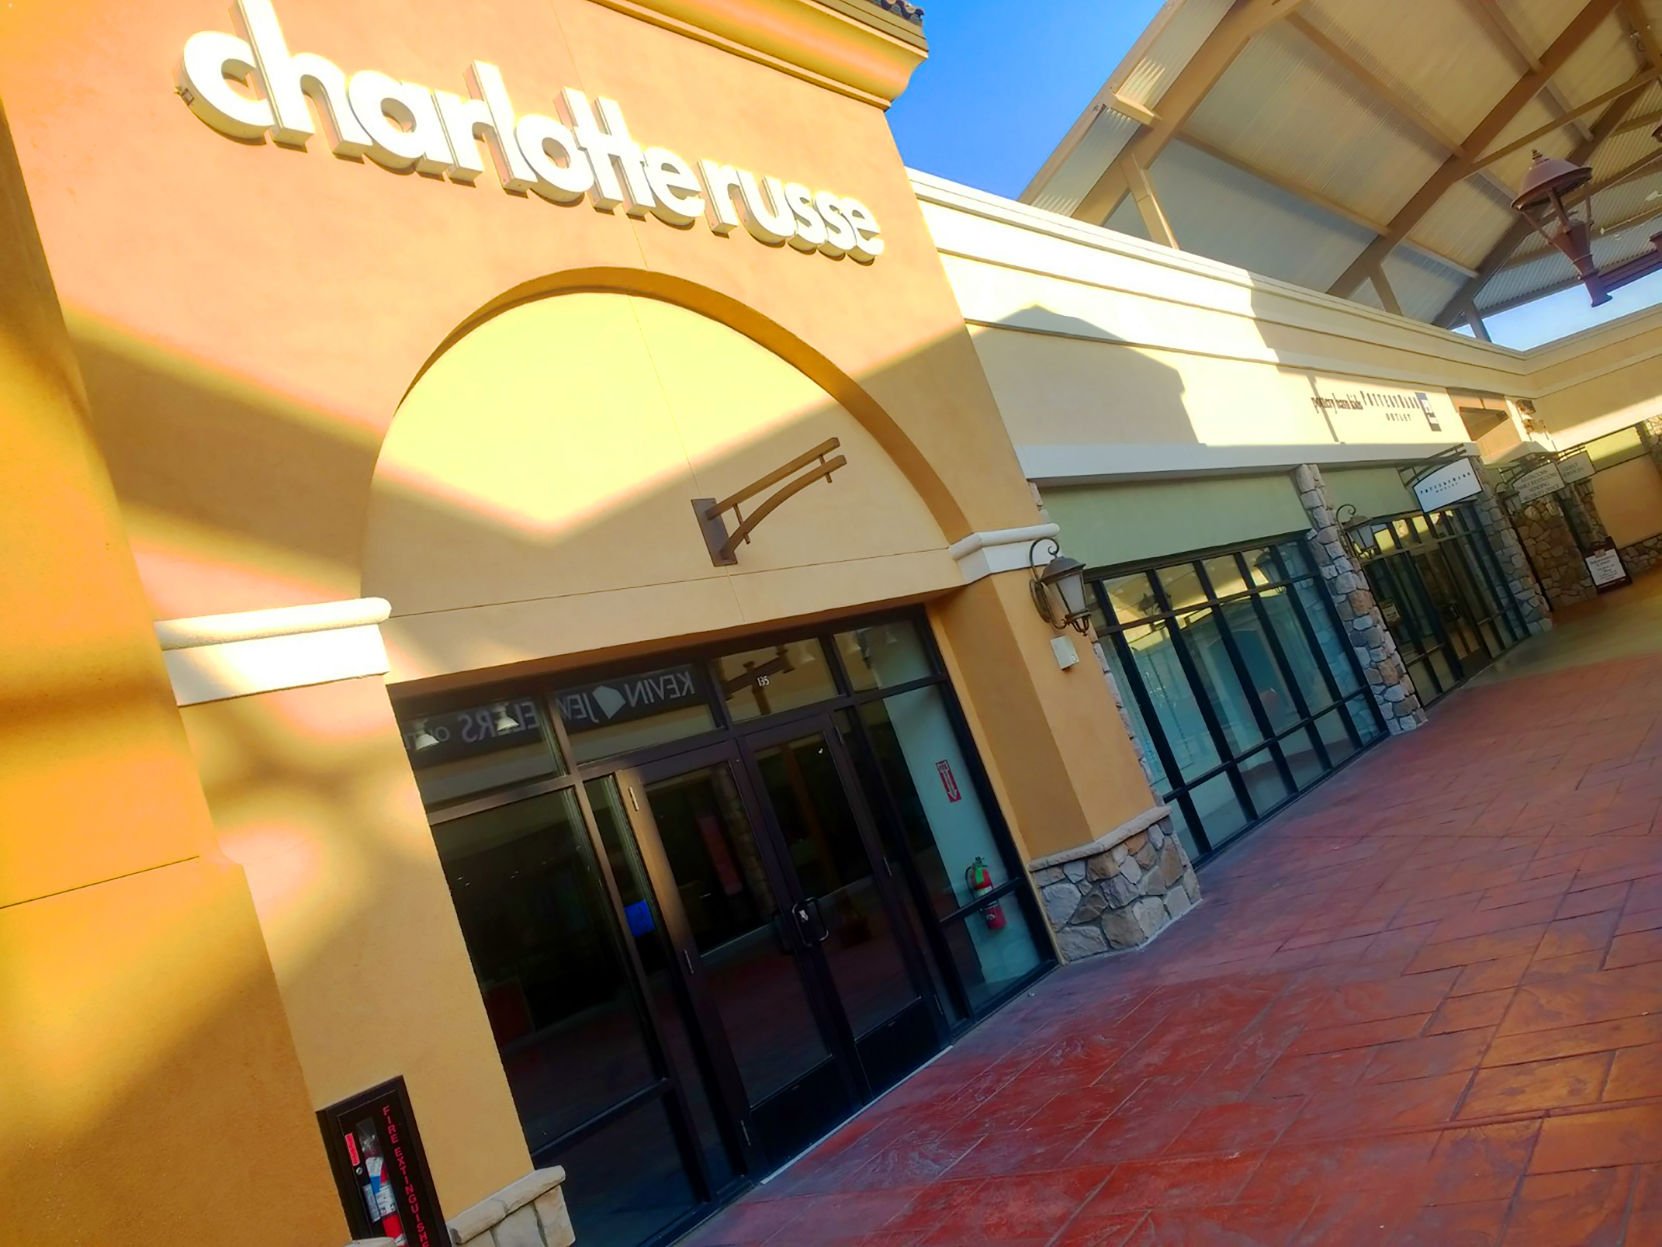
[1018,0,1662,328]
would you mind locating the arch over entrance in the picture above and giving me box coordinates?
[365,286,959,683]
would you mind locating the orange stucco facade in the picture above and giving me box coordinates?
[0,1,1157,1242]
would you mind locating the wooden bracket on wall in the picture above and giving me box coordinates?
[692,437,847,566]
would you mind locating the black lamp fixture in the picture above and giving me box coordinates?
[1512,139,1662,308]
[1028,537,1091,634]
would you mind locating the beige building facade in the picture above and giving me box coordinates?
[4,3,1662,1246]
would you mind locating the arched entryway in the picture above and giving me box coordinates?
[363,289,1053,1246]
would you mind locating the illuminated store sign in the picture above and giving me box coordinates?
[177,0,885,261]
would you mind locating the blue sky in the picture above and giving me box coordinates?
[886,1,1165,201]
[886,1,1662,349]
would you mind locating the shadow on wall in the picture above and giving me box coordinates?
[972,304,1200,457]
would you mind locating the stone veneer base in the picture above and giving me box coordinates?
[1032,811,1200,961]
[448,1168,575,1247]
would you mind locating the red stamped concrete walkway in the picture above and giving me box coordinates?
[683,581,1662,1246]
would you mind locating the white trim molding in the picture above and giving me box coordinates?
[156,597,391,707]
[1018,441,1479,485]
[949,523,1058,583]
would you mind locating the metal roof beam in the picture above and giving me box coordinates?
[1175,133,1479,275]
[1286,13,1469,156]
[1330,0,1625,300]
[1432,82,1646,325]
[1457,0,1597,142]
[1070,0,1316,225]
[1472,70,1658,167]
[1370,267,1404,316]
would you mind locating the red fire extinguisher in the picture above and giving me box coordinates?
[965,857,1006,931]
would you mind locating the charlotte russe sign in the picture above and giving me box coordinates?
[177,0,885,261]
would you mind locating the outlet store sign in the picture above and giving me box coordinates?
[178,0,885,261]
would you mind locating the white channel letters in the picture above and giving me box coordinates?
[177,0,885,262]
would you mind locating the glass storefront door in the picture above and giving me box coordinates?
[400,611,1050,1246]
[1351,505,1528,707]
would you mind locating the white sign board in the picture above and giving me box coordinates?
[1586,546,1629,588]
[1412,458,1483,512]
[1512,463,1566,505]
[1558,451,1596,484]
[177,0,884,262]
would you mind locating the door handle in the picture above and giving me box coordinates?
[804,896,830,945]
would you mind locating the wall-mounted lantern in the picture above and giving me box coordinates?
[1028,538,1091,634]
[1333,503,1378,562]
[1513,147,1662,308]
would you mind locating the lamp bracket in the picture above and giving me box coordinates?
[693,437,846,566]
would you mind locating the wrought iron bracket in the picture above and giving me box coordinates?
[692,438,847,566]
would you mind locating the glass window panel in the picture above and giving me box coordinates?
[1219,599,1301,733]
[1276,539,1313,578]
[1099,572,1160,624]
[858,691,1012,919]
[941,898,1043,1014]
[1237,749,1289,817]
[1255,587,1335,713]
[1429,646,1459,693]
[403,696,564,805]
[1185,772,1250,851]
[555,664,716,764]
[1347,693,1387,745]
[835,619,933,692]
[551,1097,699,1247]
[1203,555,1249,601]
[1158,562,1209,610]
[586,778,734,1194]
[1174,608,1265,756]
[1280,726,1328,791]
[715,638,836,721]
[1315,708,1357,767]
[1164,798,1204,862]
[1291,579,1359,696]
[1099,643,1171,796]
[1403,658,1437,705]
[431,791,657,1153]
[1121,620,1221,778]
[1373,524,1398,554]
[1243,547,1280,586]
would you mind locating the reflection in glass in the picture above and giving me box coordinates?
[1255,588,1332,712]
[431,792,656,1152]
[1219,600,1299,732]
[1100,572,1159,624]
[1203,555,1248,601]
[555,665,716,764]
[1158,563,1208,610]
[716,639,836,722]
[1100,646,1171,795]
[1281,728,1327,790]
[1316,708,1357,768]
[1175,609,1263,756]
[586,778,734,1194]
[554,1098,698,1247]
[404,695,564,805]
[643,764,833,1106]
[1293,579,1360,696]
[836,620,932,692]
[1188,773,1250,850]
[1237,748,1288,816]
[752,734,920,1041]
[940,900,1043,1013]
[1122,620,1220,777]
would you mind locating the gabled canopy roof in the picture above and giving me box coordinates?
[1021,0,1662,332]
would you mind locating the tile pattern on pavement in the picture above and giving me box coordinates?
[680,586,1662,1246]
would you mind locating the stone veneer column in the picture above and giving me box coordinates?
[1467,485,1553,634]
[1292,464,1426,735]
[1509,497,1594,609]
[1031,806,1201,960]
